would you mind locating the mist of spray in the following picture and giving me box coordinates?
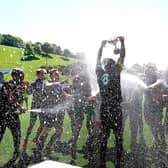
[27,97,73,114]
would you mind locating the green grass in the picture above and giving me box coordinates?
[0,112,138,167]
[0,45,75,81]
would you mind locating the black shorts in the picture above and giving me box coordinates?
[100,105,122,133]
[42,111,65,128]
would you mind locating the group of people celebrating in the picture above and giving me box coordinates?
[1,36,168,168]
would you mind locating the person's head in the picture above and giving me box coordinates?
[144,64,157,75]
[36,68,46,80]
[49,69,59,82]
[103,58,116,72]
[73,73,82,87]
[11,68,24,82]
[144,63,157,84]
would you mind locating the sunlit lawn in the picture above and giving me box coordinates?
[0,45,75,81]
[0,109,156,167]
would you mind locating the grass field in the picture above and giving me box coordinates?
[0,45,74,81]
[0,45,167,168]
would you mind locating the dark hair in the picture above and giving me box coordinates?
[11,68,24,80]
[103,58,115,66]
[36,68,46,75]
[49,69,59,75]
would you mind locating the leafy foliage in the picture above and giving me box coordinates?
[0,33,79,58]
[33,42,42,55]
[0,34,25,48]
[24,42,34,56]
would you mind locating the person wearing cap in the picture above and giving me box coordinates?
[0,68,27,166]
[95,37,125,168]
[22,68,47,153]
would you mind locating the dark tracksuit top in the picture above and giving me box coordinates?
[0,80,26,156]
[96,63,122,130]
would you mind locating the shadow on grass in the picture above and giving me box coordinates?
[21,55,40,61]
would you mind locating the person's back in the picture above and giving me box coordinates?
[96,60,122,104]
[95,37,125,168]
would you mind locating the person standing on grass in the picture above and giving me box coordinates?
[96,36,125,168]
[0,68,27,166]
[44,69,71,153]
[22,68,47,153]
[68,69,92,165]
[144,64,165,148]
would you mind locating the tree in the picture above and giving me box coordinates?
[76,52,86,59]
[33,42,42,55]
[56,45,63,55]
[63,48,74,57]
[0,34,3,44]
[15,36,25,48]
[24,42,34,56]
[1,34,24,48]
[51,43,57,54]
[41,42,53,54]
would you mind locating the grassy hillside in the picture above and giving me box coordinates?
[0,45,75,81]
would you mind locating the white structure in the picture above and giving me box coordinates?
[29,160,81,168]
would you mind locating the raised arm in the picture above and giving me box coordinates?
[117,36,126,66]
[96,40,107,64]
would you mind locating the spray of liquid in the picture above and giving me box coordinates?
[84,57,148,120]
[121,73,147,103]
[26,97,73,114]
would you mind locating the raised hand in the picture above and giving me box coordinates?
[117,36,125,42]
[101,40,107,47]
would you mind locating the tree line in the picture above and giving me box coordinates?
[0,33,84,59]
